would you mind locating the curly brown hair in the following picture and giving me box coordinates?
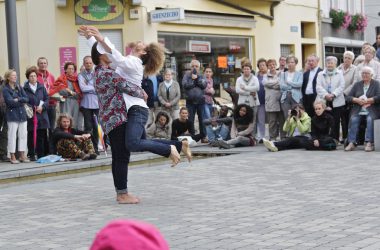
[143,42,165,76]
[25,66,38,79]
[56,113,73,129]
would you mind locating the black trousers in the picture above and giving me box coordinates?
[47,105,57,154]
[274,136,309,151]
[27,129,49,158]
[303,94,316,118]
[330,106,345,141]
[82,108,99,153]
[108,123,130,194]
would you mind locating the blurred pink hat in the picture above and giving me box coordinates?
[90,220,169,250]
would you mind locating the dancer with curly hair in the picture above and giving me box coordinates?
[79,26,191,167]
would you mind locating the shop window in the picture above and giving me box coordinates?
[77,29,123,65]
[280,44,294,57]
[158,32,252,98]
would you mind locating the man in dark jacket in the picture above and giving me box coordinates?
[182,60,207,140]
[142,74,163,128]
[302,54,322,117]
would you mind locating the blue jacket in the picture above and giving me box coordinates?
[2,83,29,122]
[279,71,303,103]
[142,75,163,108]
[24,82,50,131]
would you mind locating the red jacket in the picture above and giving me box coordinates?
[37,70,56,106]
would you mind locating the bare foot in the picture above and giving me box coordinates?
[116,193,140,204]
[181,140,192,162]
[169,145,181,167]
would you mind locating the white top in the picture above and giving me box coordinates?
[235,74,260,106]
[305,67,318,95]
[87,36,147,110]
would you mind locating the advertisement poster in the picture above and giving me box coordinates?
[59,47,77,74]
[217,56,227,68]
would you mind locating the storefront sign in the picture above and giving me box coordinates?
[290,26,298,32]
[75,0,124,24]
[188,40,211,53]
[150,8,185,23]
[59,47,77,74]
[229,41,241,52]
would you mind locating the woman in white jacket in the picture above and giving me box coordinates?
[316,56,345,141]
[235,61,260,135]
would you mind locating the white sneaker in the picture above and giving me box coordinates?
[344,142,356,151]
[263,138,278,152]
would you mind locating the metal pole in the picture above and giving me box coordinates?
[5,0,20,80]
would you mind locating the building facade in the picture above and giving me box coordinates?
[320,0,366,64]
[0,0,321,97]
[364,0,380,45]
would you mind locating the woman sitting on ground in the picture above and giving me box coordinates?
[303,100,336,151]
[263,104,311,152]
[171,107,202,142]
[146,111,171,140]
[218,104,255,149]
[53,113,97,160]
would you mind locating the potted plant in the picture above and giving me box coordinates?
[348,13,368,32]
[330,9,345,29]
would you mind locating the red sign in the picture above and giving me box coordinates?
[59,47,77,74]
[188,40,211,53]
[229,41,241,52]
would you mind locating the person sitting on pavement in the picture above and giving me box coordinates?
[203,105,232,146]
[146,111,171,140]
[53,113,97,160]
[171,107,202,143]
[345,66,380,152]
[218,104,255,149]
[302,100,336,151]
[263,103,311,152]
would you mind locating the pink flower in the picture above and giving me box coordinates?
[342,13,352,29]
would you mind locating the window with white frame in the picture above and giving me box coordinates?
[280,44,293,57]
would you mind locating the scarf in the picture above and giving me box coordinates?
[326,68,336,76]
[164,80,173,89]
[49,73,82,103]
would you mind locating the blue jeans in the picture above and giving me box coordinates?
[348,114,374,143]
[203,104,213,120]
[125,106,182,157]
[206,124,230,142]
[186,103,205,137]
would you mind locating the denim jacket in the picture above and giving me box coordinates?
[279,71,303,103]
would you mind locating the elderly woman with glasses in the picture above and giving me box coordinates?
[316,56,345,141]
[337,51,357,142]
[354,46,380,83]
[345,66,380,152]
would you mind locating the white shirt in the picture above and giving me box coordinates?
[87,36,148,111]
[305,67,318,95]
[29,83,37,93]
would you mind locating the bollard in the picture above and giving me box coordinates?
[375,119,380,151]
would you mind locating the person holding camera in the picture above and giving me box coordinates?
[182,60,207,142]
[316,56,345,142]
[263,103,311,152]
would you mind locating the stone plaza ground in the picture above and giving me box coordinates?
[1,145,380,249]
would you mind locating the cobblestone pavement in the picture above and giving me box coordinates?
[1,147,380,250]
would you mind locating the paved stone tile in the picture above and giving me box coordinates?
[1,149,380,249]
